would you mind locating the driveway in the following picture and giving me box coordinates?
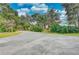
[0,31,79,55]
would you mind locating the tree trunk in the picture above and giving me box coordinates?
[77,11,79,28]
[78,16,79,28]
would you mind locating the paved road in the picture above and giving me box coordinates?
[0,31,79,55]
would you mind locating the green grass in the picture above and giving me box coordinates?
[43,30,79,36]
[61,33,79,36]
[0,32,21,38]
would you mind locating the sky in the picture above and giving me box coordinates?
[9,3,64,16]
[9,3,67,25]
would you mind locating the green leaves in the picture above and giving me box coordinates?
[50,22,61,33]
[0,4,19,32]
[30,25,43,32]
[50,22,79,33]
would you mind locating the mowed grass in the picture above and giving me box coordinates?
[43,31,79,36]
[62,33,79,36]
[43,30,79,36]
[0,32,21,38]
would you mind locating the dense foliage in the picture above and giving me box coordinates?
[50,23,79,33]
[0,3,79,33]
[62,4,79,28]
[30,25,43,32]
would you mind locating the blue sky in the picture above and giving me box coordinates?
[9,3,63,16]
[10,3,63,10]
[9,3,67,25]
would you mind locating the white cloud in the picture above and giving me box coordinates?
[21,8,30,12]
[31,3,48,14]
[31,6,48,12]
[17,3,48,16]
[18,3,24,6]
[31,3,40,6]
[57,9,68,24]
[17,8,30,12]
[17,8,30,16]
[58,9,66,14]
[18,11,26,17]
[38,4,48,8]
[57,9,67,19]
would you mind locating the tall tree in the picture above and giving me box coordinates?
[46,9,60,26]
[62,3,79,28]
[0,3,19,32]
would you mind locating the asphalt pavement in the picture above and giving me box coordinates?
[0,31,79,55]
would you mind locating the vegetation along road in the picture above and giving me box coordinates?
[0,31,79,55]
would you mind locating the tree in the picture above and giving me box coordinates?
[62,3,79,28]
[32,13,47,28]
[46,9,60,28]
[0,3,19,32]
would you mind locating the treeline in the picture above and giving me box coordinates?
[0,4,59,32]
[0,4,79,33]
[0,4,19,32]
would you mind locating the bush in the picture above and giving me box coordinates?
[0,28,4,32]
[30,25,43,32]
[50,22,61,33]
[0,26,6,32]
[0,25,17,32]
[23,23,30,30]
[50,23,79,33]
[60,26,79,33]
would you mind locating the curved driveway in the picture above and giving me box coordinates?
[0,31,79,55]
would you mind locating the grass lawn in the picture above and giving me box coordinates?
[0,32,21,38]
[43,31,79,36]
[62,33,79,36]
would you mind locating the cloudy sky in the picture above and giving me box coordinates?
[9,3,67,24]
[10,3,64,16]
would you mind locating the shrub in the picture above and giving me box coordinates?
[60,26,79,33]
[30,25,43,32]
[50,23,79,33]
[16,25,24,30]
[0,28,4,32]
[23,22,30,30]
[0,26,6,32]
[50,22,61,33]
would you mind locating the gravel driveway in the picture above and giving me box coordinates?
[0,31,79,55]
